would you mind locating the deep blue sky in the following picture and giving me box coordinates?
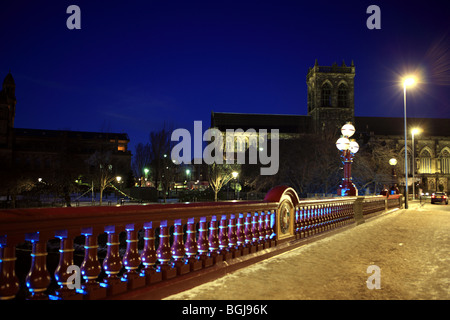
[1,0,450,152]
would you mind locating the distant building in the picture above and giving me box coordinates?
[0,72,132,191]
[211,60,450,194]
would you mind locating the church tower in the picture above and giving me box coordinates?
[306,60,355,134]
[0,72,16,166]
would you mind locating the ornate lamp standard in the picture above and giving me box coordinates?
[336,122,359,196]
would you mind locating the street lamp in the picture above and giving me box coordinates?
[402,75,417,209]
[336,122,359,196]
[411,128,421,200]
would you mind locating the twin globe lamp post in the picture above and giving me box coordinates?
[336,122,360,196]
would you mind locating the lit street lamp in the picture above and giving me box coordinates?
[402,75,417,209]
[336,122,359,196]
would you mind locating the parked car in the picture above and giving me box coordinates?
[431,192,449,204]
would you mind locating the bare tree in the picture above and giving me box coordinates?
[86,150,116,205]
[132,142,151,186]
[208,163,240,201]
[149,124,173,193]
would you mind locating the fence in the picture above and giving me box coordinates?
[0,186,402,300]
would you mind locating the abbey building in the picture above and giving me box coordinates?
[211,60,450,194]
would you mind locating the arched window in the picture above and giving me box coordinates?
[440,149,450,174]
[321,83,332,107]
[419,149,432,174]
[338,83,348,108]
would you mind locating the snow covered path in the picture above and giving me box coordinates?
[165,204,450,300]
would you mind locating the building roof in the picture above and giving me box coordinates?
[211,111,312,134]
[14,128,130,141]
[355,116,450,137]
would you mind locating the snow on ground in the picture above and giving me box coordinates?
[165,203,450,300]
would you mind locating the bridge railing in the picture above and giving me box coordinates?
[0,186,401,300]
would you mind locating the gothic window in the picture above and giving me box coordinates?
[321,83,332,107]
[419,150,432,174]
[338,83,348,108]
[441,149,450,174]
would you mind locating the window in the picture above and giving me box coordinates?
[441,150,450,174]
[419,150,432,174]
[321,83,332,107]
[338,83,348,108]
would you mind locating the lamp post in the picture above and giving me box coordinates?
[411,128,421,200]
[336,122,359,196]
[402,76,417,209]
[389,158,398,195]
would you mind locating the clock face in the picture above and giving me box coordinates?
[279,200,293,235]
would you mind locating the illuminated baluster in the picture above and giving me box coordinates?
[197,217,213,268]
[122,226,145,289]
[300,207,306,238]
[318,205,324,233]
[219,215,232,261]
[80,230,106,300]
[25,234,51,300]
[294,207,300,239]
[208,216,222,264]
[185,218,202,272]
[228,214,240,258]
[52,234,82,300]
[0,242,19,300]
[140,222,162,284]
[258,212,267,248]
[101,227,127,296]
[157,220,177,279]
[171,220,190,275]
[252,213,262,251]
[244,213,255,253]
[236,213,247,255]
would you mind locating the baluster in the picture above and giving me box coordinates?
[171,220,190,275]
[270,210,277,246]
[258,212,267,248]
[208,216,222,264]
[80,230,106,300]
[25,234,51,300]
[306,207,311,235]
[318,205,324,233]
[244,213,255,253]
[219,215,232,261]
[294,208,300,239]
[323,205,329,231]
[313,206,318,234]
[185,218,202,272]
[236,213,247,255]
[197,217,213,268]
[0,242,19,300]
[252,213,262,251]
[52,233,82,300]
[140,222,162,284]
[157,220,177,279]
[228,214,240,258]
[265,210,276,246]
[299,207,306,238]
[100,226,127,296]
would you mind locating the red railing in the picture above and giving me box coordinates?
[0,186,401,300]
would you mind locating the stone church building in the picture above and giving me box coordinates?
[211,60,450,194]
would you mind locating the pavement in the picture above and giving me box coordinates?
[164,200,450,300]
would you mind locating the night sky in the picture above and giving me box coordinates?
[1,0,450,152]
